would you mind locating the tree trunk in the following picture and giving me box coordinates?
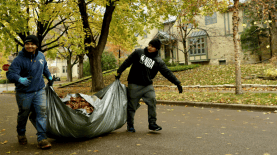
[179,24,188,65]
[233,0,243,94]
[270,13,277,56]
[78,0,115,92]
[88,51,103,92]
[67,56,73,82]
[78,54,84,79]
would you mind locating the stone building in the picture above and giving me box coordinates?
[136,6,273,65]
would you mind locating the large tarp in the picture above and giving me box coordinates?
[45,80,127,139]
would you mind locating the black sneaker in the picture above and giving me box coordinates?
[149,123,162,131]
[127,125,136,132]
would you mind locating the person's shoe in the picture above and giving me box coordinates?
[18,135,27,145]
[37,139,51,149]
[127,125,136,132]
[149,123,162,131]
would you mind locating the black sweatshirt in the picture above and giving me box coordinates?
[117,47,181,86]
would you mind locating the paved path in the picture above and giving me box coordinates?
[1,94,277,155]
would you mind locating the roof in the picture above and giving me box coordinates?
[188,30,207,38]
[163,16,177,24]
[156,31,176,41]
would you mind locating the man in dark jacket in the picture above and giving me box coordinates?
[116,38,183,132]
[6,35,53,149]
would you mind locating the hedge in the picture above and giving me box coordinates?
[168,64,200,72]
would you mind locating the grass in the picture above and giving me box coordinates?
[155,91,277,106]
[5,63,277,105]
[97,63,277,86]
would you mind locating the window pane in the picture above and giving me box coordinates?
[201,38,204,42]
[202,49,205,53]
[198,49,201,54]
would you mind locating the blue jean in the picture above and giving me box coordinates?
[15,88,47,142]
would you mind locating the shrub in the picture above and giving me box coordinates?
[0,79,10,84]
[168,64,200,72]
[83,52,117,77]
[83,60,91,77]
[101,52,117,71]
[264,68,277,78]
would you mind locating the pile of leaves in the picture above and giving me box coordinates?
[65,97,94,114]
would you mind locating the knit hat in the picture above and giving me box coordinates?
[149,38,161,50]
[24,35,39,47]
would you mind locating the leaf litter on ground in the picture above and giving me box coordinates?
[54,64,277,105]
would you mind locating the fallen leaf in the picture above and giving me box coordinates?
[87,150,92,152]
[136,144,141,146]
[196,137,202,139]
[1,129,5,132]
[2,140,8,144]
[5,151,10,154]
[93,150,99,152]
[34,152,39,154]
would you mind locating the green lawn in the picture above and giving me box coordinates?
[98,63,277,86]
[44,64,277,105]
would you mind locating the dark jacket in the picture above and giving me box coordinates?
[117,47,181,86]
[6,48,52,93]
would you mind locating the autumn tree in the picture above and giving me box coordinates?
[76,0,177,92]
[0,0,73,55]
[243,0,277,57]
[47,14,86,82]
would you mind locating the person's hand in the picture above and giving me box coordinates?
[177,84,183,93]
[115,73,121,80]
[48,76,54,87]
[18,77,31,86]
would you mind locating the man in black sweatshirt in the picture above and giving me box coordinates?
[116,38,183,132]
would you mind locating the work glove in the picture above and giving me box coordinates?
[115,73,121,80]
[177,84,183,93]
[18,77,31,86]
[47,76,54,87]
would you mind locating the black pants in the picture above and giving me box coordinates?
[127,84,157,126]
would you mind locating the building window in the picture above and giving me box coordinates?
[189,37,207,55]
[205,12,217,25]
[62,66,67,73]
[143,30,147,38]
[219,60,226,65]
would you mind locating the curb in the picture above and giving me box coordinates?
[154,84,277,88]
[2,91,277,112]
[155,100,277,112]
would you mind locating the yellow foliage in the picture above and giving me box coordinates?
[264,68,277,77]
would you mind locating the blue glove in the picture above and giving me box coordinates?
[48,76,53,86]
[18,77,31,86]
